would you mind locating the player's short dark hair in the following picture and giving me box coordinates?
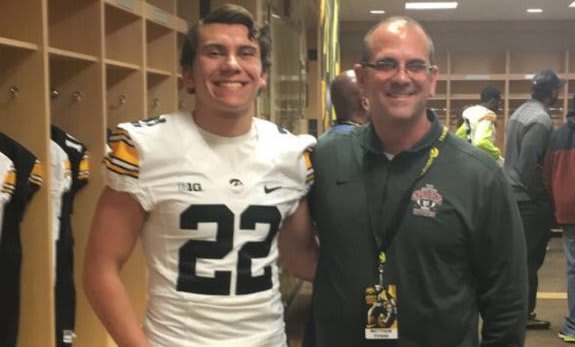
[179,4,271,73]
[480,86,501,103]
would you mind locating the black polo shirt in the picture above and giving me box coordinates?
[306,111,527,347]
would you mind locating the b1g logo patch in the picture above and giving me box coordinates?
[411,184,442,218]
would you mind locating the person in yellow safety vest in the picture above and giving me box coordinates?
[455,86,503,163]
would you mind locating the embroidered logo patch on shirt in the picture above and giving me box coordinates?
[411,184,443,218]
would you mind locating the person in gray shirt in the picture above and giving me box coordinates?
[504,68,564,330]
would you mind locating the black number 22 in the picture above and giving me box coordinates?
[177,204,281,295]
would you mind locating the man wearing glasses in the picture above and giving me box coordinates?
[300,16,527,346]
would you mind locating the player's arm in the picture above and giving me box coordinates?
[515,120,552,200]
[473,172,528,346]
[83,187,151,347]
[278,197,318,281]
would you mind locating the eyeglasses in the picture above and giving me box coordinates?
[362,58,434,77]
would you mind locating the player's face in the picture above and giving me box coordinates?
[355,22,437,124]
[186,23,266,116]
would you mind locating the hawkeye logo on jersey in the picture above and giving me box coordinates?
[178,182,203,192]
[229,178,243,187]
[411,184,442,218]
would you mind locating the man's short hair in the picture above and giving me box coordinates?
[179,4,271,73]
[480,86,501,103]
[359,17,436,66]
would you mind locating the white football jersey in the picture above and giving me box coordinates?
[50,140,72,281]
[104,113,315,347]
[0,152,15,246]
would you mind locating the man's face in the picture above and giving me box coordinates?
[487,98,502,113]
[355,22,437,124]
[183,23,266,116]
[549,88,560,107]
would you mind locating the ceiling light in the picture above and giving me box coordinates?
[405,2,458,10]
[526,8,543,13]
[569,1,575,7]
[370,10,386,14]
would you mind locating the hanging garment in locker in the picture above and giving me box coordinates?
[0,152,16,246]
[0,132,43,347]
[51,126,89,347]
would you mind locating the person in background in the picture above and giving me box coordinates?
[453,104,472,129]
[504,68,564,330]
[543,94,575,342]
[455,86,503,163]
[83,5,318,347]
[322,69,369,137]
[298,16,527,347]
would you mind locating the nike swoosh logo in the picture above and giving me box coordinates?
[264,185,282,194]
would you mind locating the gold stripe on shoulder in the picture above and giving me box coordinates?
[108,139,139,167]
[2,168,16,195]
[104,157,139,179]
[305,172,315,184]
[4,168,16,187]
[29,160,43,185]
[29,175,43,186]
[79,154,90,178]
[304,150,313,171]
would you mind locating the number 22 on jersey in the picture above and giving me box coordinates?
[177,204,281,296]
